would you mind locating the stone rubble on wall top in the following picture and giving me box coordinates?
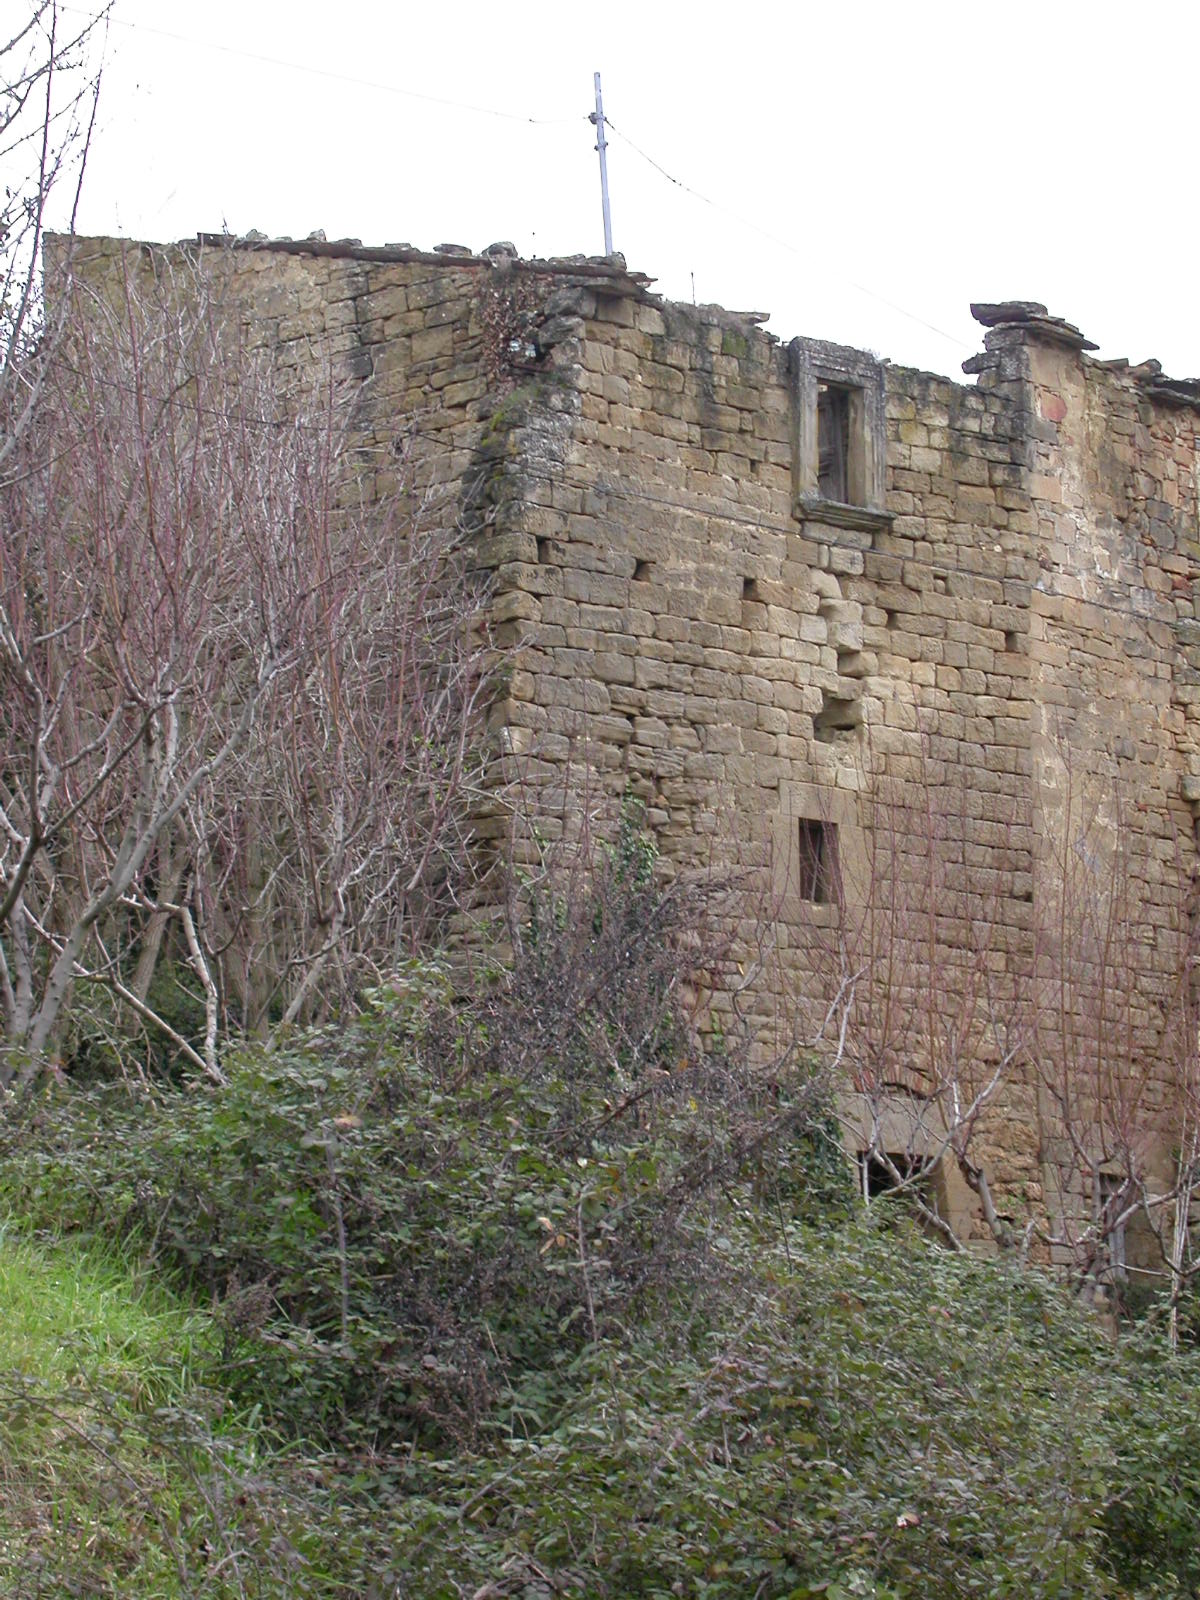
[193,230,653,287]
[971,300,1098,353]
[968,303,1199,404]
[970,300,1050,327]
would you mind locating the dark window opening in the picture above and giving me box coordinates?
[798,818,839,904]
[537,537,553,564]
[742,575,761,601]
[817,382,851,504]
[858,1150,932,1203]
[633,558,653,582]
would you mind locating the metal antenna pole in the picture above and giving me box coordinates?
[589,71,613,256]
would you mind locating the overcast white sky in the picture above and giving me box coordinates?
[61,0,1200,380]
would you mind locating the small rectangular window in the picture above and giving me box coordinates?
[817,382,851,503]
[798,818,838,904]
[858,1150,931,1202]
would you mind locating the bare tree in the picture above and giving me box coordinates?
[189,427,491,1040]
[1027,747,1200,1315]
[791,753,1024,1251]
[792,736,1200,1298]
[0,245,490,1085]
[1,3,107,469]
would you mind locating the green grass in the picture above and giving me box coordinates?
[0,1222,372,1599]
[0,1222,233,1598]
[0,1220,207,1392]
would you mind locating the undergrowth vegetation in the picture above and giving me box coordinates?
[0,1226,335,1599]
[3,816,1200,1596]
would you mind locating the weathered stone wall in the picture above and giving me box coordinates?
[476,276,1200,1249]
[1014,330,1200,1250]
[470,282,1047,1242]
[55,232,532,501]
[55,233,1200,1252]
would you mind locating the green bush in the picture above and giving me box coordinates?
[1,820,808,1454]
[1100,1325,1200,1595]
[5,814,1200,1595]
[4,1010,803,1452]
[12,1075,1200,1598]
[379,1217,1134,1598]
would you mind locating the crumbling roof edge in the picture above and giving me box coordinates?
[971,300,1099,353]
[52,234,1200,407]
[192,231,655,290]
[969,299,1200,409]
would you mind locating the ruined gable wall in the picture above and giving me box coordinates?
[55,235,667,508]
[55,233,498,510]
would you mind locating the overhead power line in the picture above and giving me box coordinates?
[64,8,988,357]
[603,117,973,354]
[63,4,585,126]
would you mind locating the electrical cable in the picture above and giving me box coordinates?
[61,3,586,127]
[63,3,980,359]
[603,116,973,355]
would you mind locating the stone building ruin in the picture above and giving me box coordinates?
[55,231,1200,1280]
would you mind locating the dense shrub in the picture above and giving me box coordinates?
[8,1195,1200,1598]
[379,1218,1139,1598]
[5,816,1200,1596]
[1101,1328,1200,1596]
[1,819,818,1454]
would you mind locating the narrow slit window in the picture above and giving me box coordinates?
[797,818,838,904]
[817,383,851,504]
